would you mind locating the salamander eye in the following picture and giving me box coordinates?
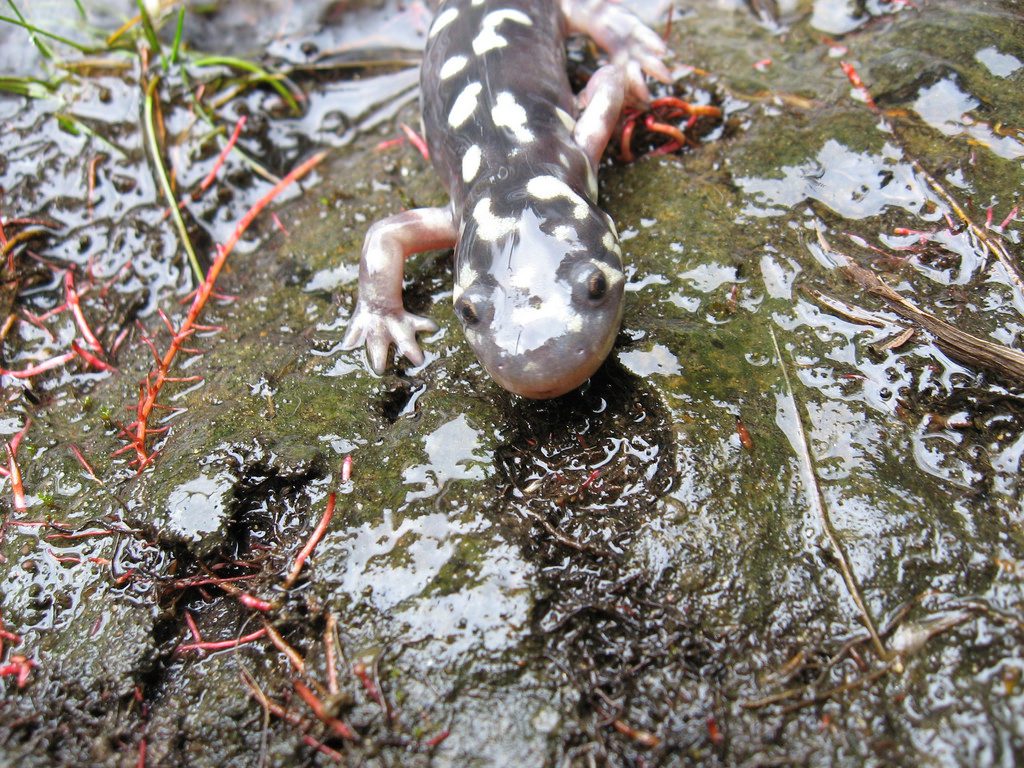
[457,299,479,325]
[572,264,610,306]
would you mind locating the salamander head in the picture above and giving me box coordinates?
[453,180,625,399]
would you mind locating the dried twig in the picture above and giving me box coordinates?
[769,326,888,660]
[817,230,1024,384]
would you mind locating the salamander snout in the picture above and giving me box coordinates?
[455,238,625,398]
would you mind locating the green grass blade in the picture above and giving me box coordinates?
[0,14,93,52]
[143,77,204,283]
[55,112,128,157]
[3,1,55,58]
[134,0,162,57]
[190,55,300,114]
[0,75,54,99]
[169,6,185,64]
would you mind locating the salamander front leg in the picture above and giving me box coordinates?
[560,0,671,104]
[573,64,628,170]
[341,206,457,373]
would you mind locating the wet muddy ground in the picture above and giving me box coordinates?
[1,0,1023,765]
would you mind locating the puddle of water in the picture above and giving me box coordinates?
[618,343,682,377]
[912,77,1024,161]
[737,139,936,219]
[164,471,236,542]
[974,46,1023,78]
[402,414,491,501]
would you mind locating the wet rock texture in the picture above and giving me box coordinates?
[1,0,1023,765]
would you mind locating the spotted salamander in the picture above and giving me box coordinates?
[342,0,670,398]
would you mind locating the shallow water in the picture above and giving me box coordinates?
[1,0,1023,765]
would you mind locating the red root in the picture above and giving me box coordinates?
[64,270,105,353]
[68,445,100,481]
[2,419,31,512]
[0,351,77,379]
[237,593,273,612]
[839,60,877,110]
[424,729,450,749]
[282,492,336,589]
[0,654,35,688]
[175,627,267,654]
[293,679,358,741]
[352,661,382,706]
[399,122,430,161]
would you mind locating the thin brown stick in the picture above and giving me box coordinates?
[324,612,339,696]
[240,670,344,763]
[769,327,888,660]
[778,663,894,715]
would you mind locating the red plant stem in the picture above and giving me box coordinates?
[68,445,100,481]
[65,270,104,352]
[131,151,326,467]
[198,117,247,194]
[283,492,336,589]
[176,627,266,653]
[352,661,382,706]
[45,529,114,540]
[0,628,20,644]
[325,612,339,696]
[167,573,257,589]
[0,655,34,687]
[241,675,345,762]
[8,419,30,454]
[400,122,430,161]
[237,593,272,611]
[184,611,203,643]
[1,351,76,379]
[263,621,306,675]
[292,680,358,741]
[49,549,83,564]
[1001,206,1019,229]
[136,737,146,768]
[374,136,406,152]
[23,303,68,324]
[300,735,344,762]
[6,446,26,513]
[72,341,115,372]
[578,469,601,491]
[840,60,877,110]
[424,730,450,749]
